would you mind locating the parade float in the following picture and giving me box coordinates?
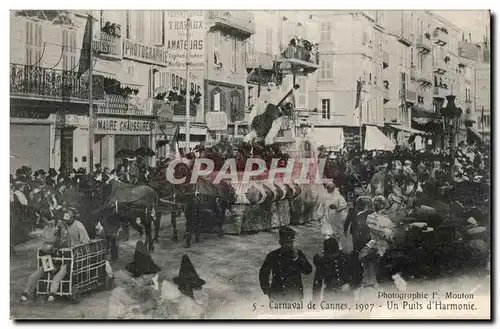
[217,36,321,235]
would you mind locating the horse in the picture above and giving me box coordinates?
[83,175,160,255]
[151,160,236,248]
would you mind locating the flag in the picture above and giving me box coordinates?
[77,15,93,78]
[354,79,362,109]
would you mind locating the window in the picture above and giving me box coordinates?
[231,37,238,72]
[321,99,331,119]
[136,11,145,42]
[150,11,163,45]
[160,72,169,90]
[25,21,42,66]
[366,100,371,123]
[126,11,131,38]
[410,47,414,67]
[401,72,407,91]
[319,60,333,80]
[213,31,220,50]
[321,22,331,41]
[62,29,77,71]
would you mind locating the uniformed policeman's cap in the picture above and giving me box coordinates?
[279,226,296,242]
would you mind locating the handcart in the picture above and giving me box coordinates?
[36,239,111,302]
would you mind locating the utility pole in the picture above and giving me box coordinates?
[88,13,94,174]
[185,18,191,153]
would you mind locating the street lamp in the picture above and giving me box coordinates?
[440,95,462,179]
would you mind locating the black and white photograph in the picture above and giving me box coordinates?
[8,9,491,320]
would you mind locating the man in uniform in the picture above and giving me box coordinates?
[259,227,312,302]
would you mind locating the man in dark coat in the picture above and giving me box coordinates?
[344,196,373,255]
[259,227,312,302]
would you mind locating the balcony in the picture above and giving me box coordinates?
[93,31,122,60]
[95,95,157,117]
[433,59,447,74]
[416,34,431,54]
[433,86,448,100]
[10,63,105,102]
[382,51,389,69]
[433,27,448,46]
[208,11,255,38]
[245,51,275,71]
[276,42,319,74]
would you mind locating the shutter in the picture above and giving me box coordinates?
[36,24,42,47]
[220,90,226,113]
[62,29,68,51]
[26,21,31,46]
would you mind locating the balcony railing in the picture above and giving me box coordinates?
[208,11,256,36]
[95,95,157,116]
[93,31,122,59]
[10,64,105,101]
[433,28,448,46]
[433,86,448,99]
[416,34,431,53]
[245,51,275,70]
[382,51,389,68]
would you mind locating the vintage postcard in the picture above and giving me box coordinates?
[9,9,491,320]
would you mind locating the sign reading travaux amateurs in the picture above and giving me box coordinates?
[93,118,155,135]
[165,11,205,69]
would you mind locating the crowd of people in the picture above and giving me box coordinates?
[10,137,490,313]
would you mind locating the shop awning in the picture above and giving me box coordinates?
[364,125,396,151]
[388,124,427,135]
[306,127,345,151]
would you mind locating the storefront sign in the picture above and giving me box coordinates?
[123,39,170,66]
[11,108,51,120]
[165,11,205,69]
[93,118,155,135]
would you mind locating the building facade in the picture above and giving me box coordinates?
[10,10,98,173]
[309,11,388,150]
[203,10,255,142]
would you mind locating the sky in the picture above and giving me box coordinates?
[433,10,490,43]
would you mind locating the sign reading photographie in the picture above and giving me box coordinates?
[93,118,155,135]
[123,39,170,66]
[165,11,205,70]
